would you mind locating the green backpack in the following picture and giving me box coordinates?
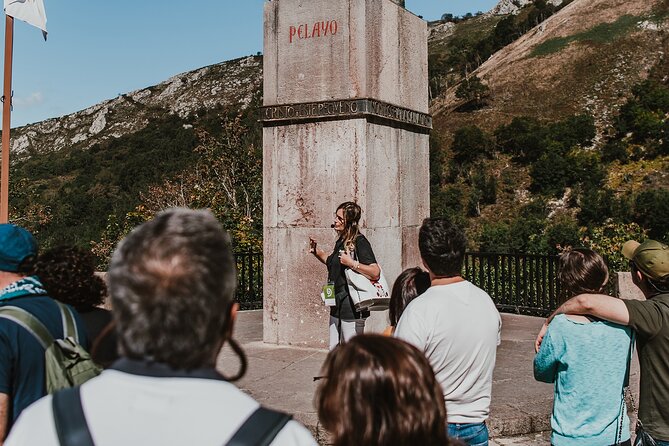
[0,301,102,393]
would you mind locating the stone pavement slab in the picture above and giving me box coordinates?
[217,310,640,444]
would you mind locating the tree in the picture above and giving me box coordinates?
[455,76,490,107]
[92,107,263,266]
[548,114,596,149]
[494,116,547,163]
[633,189,669,240]
[529,150,571,197]
[451,125,493,165]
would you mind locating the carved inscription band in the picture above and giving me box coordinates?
[259,99,432,129]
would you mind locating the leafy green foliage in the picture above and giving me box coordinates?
[581,220,648,272]
[92,100,263,266]
[632,190,669,240]
[495,117,547,162]
[615,80,669,158]
[11,113,198,248]
[529,150,572,196]
[451,125,494,165]
[455,76,490,108]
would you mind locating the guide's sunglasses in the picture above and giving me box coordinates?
[334,214,344,223]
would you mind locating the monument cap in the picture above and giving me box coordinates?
[0,224,38,272]
[622,239,669,282]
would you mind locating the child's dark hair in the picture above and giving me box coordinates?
[558,248,609,303]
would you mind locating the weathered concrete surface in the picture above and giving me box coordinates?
[263,0,427,111]
[218,311,644,443]
[262,118,429,345]
[263,0,430,346]
[616,271,646,301]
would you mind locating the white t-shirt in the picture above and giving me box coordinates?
[394,281,501,423]
[6,368,317,446]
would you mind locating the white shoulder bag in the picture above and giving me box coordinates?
[345,256,390,311]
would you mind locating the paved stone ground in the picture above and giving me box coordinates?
[217,310,640,445]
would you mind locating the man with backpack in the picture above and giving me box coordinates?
[5,209,316,446]
[0,224,88,442]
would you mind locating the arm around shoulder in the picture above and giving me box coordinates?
[548,294,629,326]
[571,294,630,325]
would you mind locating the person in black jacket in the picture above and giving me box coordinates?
[309,201,380,350]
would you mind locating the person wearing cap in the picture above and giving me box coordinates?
[0,224,87,442]
[536,239,669,445]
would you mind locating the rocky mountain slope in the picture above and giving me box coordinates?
[10,55,262,160]
[433,0,667,131]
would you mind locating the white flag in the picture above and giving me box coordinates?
[4,0,47,38]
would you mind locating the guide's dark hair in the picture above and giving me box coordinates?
[109,208,241,372]
[418,218,467,277]
[317,335,456,446]
[33,245,106,310]
[388,267,430,326]
[558,248,609,302]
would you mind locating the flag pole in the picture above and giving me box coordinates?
[0,14,13,223]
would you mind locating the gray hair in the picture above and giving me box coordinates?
[108,208,237,369]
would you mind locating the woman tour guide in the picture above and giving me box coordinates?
[309,202,380,350]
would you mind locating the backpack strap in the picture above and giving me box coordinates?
[55,301,79,343]
[52,386,95,446]
[0,306,53,349]
[226,406,292,446]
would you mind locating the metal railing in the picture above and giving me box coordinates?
[235,252,263,310]
[464,252,562,317]
[235,251,564,316]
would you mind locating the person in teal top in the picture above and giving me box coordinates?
[534,248,633,446]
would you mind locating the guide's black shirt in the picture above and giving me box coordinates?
[326,234,376,320]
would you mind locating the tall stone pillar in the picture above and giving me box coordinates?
[262,0,430,347]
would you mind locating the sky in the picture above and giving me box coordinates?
[2,0,499,128]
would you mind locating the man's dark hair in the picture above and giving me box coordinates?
[418,218,467,277]
[108,208,237,370]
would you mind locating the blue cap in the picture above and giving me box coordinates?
[0,224,37,272]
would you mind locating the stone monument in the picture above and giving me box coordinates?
[261,0,430,347]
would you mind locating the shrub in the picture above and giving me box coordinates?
[632,189,669,240]
[601,140,629,163]
[581,220,648,272]
[544,214,581,254]
[495,116,546,162]
[577,187,615,227]
[455,76,490,107]
[451,125,494,165]
[529,150,571,197]
[547,114,596,149]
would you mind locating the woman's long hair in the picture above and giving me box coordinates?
[336,201,362,253]
[317,335,453,446]
[388,267,431,326]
